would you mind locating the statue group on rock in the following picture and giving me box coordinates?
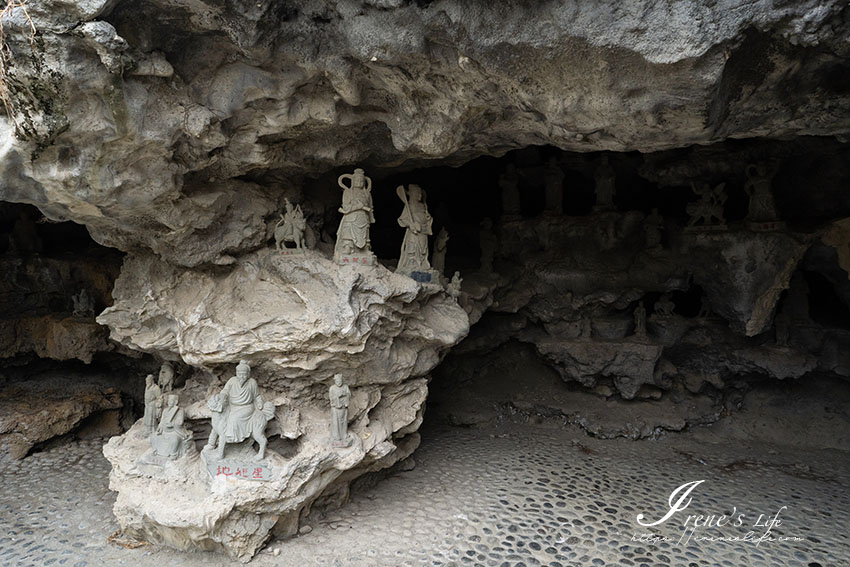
[143,362,194,461]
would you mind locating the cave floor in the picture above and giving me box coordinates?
[0,422,848,567]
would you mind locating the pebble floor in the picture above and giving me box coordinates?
[0,424,848,567]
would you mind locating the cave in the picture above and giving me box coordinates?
[1,1,850,566]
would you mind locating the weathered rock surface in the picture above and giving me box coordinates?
[0,375,122,461]
[1,1,849,265]
[100,250,469,559]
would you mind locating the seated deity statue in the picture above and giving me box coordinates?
[275,198,307,250]
[206,360,275,460]
[151,394,193,460]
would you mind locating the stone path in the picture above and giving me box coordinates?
[0,424,847,566]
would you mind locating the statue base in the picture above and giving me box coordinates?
[330,432,355,449]
[201,445,272,481]
[684,224,728,232]
[137,451,169,467]
[749,220,786,232]
[278,247,306,256]
[336,253,375,266]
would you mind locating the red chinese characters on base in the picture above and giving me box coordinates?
[213,463,270,481]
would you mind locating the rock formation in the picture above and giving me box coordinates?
[0,0,849,562]
[99,251,469,559]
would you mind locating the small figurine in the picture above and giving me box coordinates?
[593,155,616,211]
[633,301,647,338]
[143,374,163,436]
[396,184,434,276]
[274,198,307,251]
[329,374,352,448]
[72,288,95,317]
[206,360,275,460]
[335,168,376,263]
[744,163,780,222]
[446,271,463,299]
[479,218,496,274]
[686,182,727,227]
[158,362,175,394]
[543,157,565,216]
[151,394,193,460]
[432,228,449,275]
[643,208,663,249]
[499,164,521,217]
[654,294,676,317]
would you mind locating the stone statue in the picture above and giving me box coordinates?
[334,168,375,262]
[151,394,193,460]
[634,301,647,338]
[654,294,676,317]
[499,164,521,217]
[432,228,449,275]
[143,374,163,436]
[72,288,95,317]
[206,360,275,460]
[446,271,462,298]
[594,155,616,211]
[479,218,496,274]
[329,374,352,448]
[543,157,564,215]
[274,198,307,251]
[396,184,433,276]
[744,163,779,222]
[644,208,663,249]
[686,182,727,227]
[158,362,175,394]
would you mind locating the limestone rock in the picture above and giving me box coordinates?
[99,249,468,560]
[1,1,849,264]
[0,377,122,461]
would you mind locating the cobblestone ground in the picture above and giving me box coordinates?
[1,424,848,567]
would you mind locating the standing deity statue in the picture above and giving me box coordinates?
[543,157,565,216]
[686,182,727,227]
[206,360,275,460]
[633,301,647,338]
[594,155,616,211]
[158,361,175,394]
[143,374,163,436]
[432,228,449,275]
[644,208,664,249]
[396,184,434,276]
[479,218,496,274]
[329,374,352,448]
[151,394,193,460]
[499,164,521,217]
[744,163,779,222]
[446,271,463,298]
[334,168,375,262]
[275,198,307,251]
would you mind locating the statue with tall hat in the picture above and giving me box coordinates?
[335,167,375,263]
